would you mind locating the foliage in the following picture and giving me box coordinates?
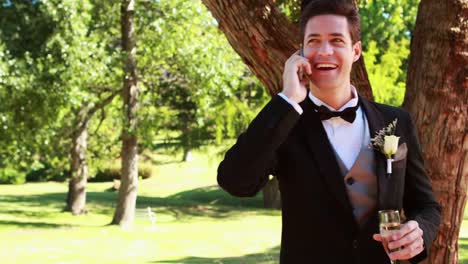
[0,0,269,185]
[91,162,153,182]
[0,0,122,180]
[0,167,25,184]
[25,160,68,182]
[359,0,419,54]
[359,0,419,106]
[277,0,301,23]
[136,0,269,151]
[363,38,409,106]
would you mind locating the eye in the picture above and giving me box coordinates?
[332,38,345,44]
[307,39,320,45]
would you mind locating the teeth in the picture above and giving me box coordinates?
[316,64,337,69]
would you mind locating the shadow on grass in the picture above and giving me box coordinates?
[0,185,279,228]
[0,220,72,229]
[154,245,280,264]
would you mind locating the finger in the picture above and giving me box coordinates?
[373,234,382,242]
[303,61,312,75]
[296,60,312,75]
[391,220,419,240]
[388,227,423,250]
[389,237,424,260]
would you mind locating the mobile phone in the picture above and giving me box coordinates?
[299,45,305,81]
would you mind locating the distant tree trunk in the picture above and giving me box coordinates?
[403,0,467,263]
[202,0,372,209]
[66,107,89,215]
[65,91,120,215]
[263,177,281,209]
[182,126,193,162]
[182,148,193,162]
[111,0,139,228]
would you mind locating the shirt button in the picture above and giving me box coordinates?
[346,177,355,185]
[353,240,358,249]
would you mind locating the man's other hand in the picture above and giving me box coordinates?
[373,220,424,261]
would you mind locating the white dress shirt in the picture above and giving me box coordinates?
[278,86,370,170]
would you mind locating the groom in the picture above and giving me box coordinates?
[217,0,441,263]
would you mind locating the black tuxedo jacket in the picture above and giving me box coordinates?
[218,95,441,264]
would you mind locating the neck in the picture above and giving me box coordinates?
[310,84,354,110]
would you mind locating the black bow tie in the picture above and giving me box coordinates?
[310,99,360,123]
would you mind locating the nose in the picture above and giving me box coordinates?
[317,42,333,56]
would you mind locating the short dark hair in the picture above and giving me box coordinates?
[300,0,361,44]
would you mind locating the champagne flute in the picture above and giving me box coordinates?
[379,210,401,264]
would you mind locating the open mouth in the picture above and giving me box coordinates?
[314,63,338,71]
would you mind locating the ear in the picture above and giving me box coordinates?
[352,41,362,62]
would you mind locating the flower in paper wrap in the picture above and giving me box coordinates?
[383,135,400,159]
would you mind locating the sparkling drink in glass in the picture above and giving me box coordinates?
[379,210,401,264]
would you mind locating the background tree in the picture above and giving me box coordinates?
[0,0,64,184]
[0,0,267,197]
[111,0,139,228]
[0,0,124,213]
[403,0,467,262]
[135,0,269,161]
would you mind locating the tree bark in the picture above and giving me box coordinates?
[403,0,468,263]
[111,0,139,229]
[263,177,281,209]
[202,0,372,209]
[65,91,120,215]
[66,107,89,215]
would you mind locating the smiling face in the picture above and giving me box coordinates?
[303,14,361,94]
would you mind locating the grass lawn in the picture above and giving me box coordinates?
[0,147,281,264]
[0,147,467,263]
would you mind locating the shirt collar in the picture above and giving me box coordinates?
[308,85,359,112]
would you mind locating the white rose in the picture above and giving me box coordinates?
[383,135,400,158]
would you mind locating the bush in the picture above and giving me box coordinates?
[139,163,153,180]
[48,170,68,182]
[90,163,153,182]
[26,167,49,182]
[0,168,26,184]
[26,165,68,183]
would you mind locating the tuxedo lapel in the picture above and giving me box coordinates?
[359,97,388,209]
[300,99,353,213]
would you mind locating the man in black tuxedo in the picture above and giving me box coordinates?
[217,0,441,263]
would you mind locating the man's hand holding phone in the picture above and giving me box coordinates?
[281,48,312,103]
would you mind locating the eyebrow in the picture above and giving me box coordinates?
[306,33,345,38]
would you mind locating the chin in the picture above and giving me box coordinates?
[310,80,340,92]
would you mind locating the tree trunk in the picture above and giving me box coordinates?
[403,0,468,263]
[202,0,372,209]
[66,108,89,215]
[182,148,193,162]
[65,90,120,215]
[263,176,281,209]
[111,0,139,229]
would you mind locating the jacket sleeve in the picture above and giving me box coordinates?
[401,111,441,264]
[217,95,301,197]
